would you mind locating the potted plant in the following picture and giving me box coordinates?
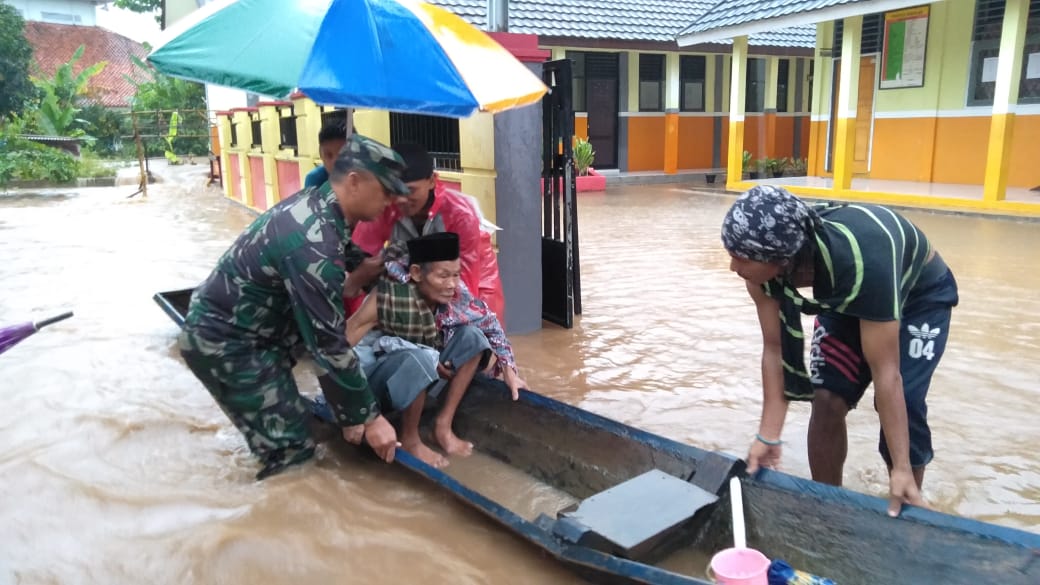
[551,137,605,192]
[748,157,765,180]
[574,137,595,177]
[788,157,808,177]
[741,150,753,179]
[765,157,787,178]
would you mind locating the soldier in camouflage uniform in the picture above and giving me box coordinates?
[179,134,410,480]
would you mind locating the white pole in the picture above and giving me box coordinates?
[730,476,747,548]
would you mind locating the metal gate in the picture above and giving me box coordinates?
[541,59,582,328]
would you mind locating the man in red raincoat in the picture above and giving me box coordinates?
[349,142,506,321]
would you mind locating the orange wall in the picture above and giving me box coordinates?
[677,117,714,170]
[931,117,990,185]
[774,116,795,158]
[1008,114,1040,188]
[743,115,764,159]
[799,118,810,160]
[627,116,666,171]
[871,118,938,182]
[575,116,588,140]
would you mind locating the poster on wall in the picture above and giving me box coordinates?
[881,5,930,89]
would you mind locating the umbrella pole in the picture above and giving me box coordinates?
[34,311,74,331]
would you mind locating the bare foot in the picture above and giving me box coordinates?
[402,440,448,468]
[434,425,474,457]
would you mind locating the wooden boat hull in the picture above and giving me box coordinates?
[154,288,1040,584]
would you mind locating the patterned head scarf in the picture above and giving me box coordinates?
[721,185,819,263]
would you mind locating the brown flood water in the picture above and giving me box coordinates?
[1,168,1038,584]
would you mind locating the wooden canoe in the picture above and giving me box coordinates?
[154,288,1040,584]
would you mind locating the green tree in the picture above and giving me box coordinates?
[78,102,131,156]
[127,55,209,157]
[129,56,206,112]
[32,45,106,136]
[0,4,37,120]
[113,0,162,25]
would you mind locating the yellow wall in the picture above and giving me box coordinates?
[813,1,1038,188]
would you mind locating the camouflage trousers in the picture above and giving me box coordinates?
[180,333,316,480]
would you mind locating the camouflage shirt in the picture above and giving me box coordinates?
[182,183,378,424]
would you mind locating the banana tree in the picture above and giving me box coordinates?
[32,45,106,136]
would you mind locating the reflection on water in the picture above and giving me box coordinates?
[511,187,1040,534]
[1,171,1037,583]
[445,451,579,521]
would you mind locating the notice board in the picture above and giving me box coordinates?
[881,5,930,89]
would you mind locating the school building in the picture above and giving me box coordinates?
[678,0,1040,216]
[187,0,817,220]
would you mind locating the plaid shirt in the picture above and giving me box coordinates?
[381,246,517,375]
[375,279,441,348]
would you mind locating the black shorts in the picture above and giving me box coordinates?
[809,299,953,468]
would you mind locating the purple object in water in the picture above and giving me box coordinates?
[0,311,74,356]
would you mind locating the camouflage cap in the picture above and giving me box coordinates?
[332,134,409,195]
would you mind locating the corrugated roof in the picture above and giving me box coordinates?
[429,0,815,47]
[679,0,862,37]
[23,22,150,108]
[675,0,926,44]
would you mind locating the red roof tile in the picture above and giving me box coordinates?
[23,21,150,108]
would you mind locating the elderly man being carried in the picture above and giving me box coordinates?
[346,232,526,468]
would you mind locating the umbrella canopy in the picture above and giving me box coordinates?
[148,0,548,118]
[0,311,73,356]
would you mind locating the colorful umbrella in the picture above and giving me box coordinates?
[0,311,74,356]
[147,0,548,118]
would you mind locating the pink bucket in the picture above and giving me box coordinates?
[707,547,770,585]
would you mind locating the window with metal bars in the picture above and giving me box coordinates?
[566,51,587,112]
[745,58,766,112]
[250,113,262,150]
[639,54,665,111]
[565,52,618,113]
[973,0,1006,41]
[833,13,884,56]
[808,59,815,110]
[776,59,791,112]
[278,105,298,153]
[680,55,706,112]
[229,120,238,147]
[967,0,1040,106]
[320,108,349,129]
[1022,0,1040,103]
[389,113,461,172]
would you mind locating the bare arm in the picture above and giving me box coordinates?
[346,292,378,346]
[748,282,789,440]
[860,318,925,515]
[859,319,910,471]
